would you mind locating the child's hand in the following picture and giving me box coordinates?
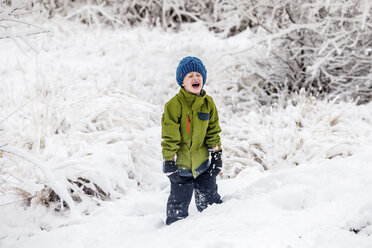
[163,160,177,174]
[211,150,222,177]
[163,160,180,182]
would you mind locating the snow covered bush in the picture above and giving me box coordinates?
[1,94,160,206]
[233,0,372,104]
[0,82,162,210]
[0,20,165,210]
[25,0,253,36]
[221,94,372,178]
[13,0,370,104]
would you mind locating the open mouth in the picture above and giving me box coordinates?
[192,82,200,88]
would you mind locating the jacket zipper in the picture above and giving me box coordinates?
[187,114,190,133]
[187,113,192,168]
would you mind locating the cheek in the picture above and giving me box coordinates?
[184,78,192,87]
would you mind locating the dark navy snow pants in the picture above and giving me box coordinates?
[166,165,222,225]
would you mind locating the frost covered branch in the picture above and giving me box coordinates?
[0,1,49,52]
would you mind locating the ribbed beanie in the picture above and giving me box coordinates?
[176,56,207,87]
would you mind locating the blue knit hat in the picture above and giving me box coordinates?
[176,56,207,87]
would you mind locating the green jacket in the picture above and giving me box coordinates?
[161,88,222,178]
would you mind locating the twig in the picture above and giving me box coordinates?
[0,194,36,207]
[285,3,296,24]
[0,92,41,127]
[250,0,273,35]
[0,29,49,40]
[1,16,47,32]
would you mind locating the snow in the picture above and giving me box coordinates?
[2,152,372,248]
[1,18,372,247]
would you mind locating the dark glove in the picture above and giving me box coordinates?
[210,150,222,177]
[163,160,178,181]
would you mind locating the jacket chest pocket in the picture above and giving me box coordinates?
[197,112,210,121]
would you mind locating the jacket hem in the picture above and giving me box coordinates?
[178,169,193,177]
[195,159,210,176]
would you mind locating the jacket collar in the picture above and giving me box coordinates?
[179,88,206,109]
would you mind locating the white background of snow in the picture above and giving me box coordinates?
[1,17,372,247]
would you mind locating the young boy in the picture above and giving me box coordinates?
[161,56,223,225]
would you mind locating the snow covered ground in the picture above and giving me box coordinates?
[2,150,372,248]
[1,18,372,247]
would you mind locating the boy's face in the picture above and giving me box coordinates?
[182,72,203,96]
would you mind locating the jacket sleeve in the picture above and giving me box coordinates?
[205,98,222,150]
[161,99,181,160]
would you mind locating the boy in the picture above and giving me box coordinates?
[161,56,223,225]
